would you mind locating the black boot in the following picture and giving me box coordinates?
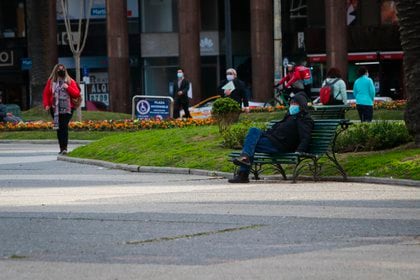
[228,171,250,183]
[232,154,251,167]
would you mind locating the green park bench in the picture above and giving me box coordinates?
[228,119,352,183]
[309,104,350,120]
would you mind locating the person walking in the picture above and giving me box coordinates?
[321,67,347,105]
[353,66,376,122]
[217,68,249,113]
[42,64,81,155]
[172,69,191,119]
[229,92,314,183]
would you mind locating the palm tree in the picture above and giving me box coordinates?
[395,1,420,146]
[26,0,57,107]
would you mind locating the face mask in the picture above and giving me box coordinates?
[226,75,234,81]
[288,105,300,115]
[57,70,66,78]
[177,73,183,79]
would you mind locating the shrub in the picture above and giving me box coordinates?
[221,120,267,149]
[335,121,413,152]
[211,97,241,132]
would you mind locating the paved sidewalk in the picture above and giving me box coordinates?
[1,142,419,279]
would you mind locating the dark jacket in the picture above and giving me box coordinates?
[173,78,190,104]
[217,78,249,107]
[264,111,314,153]
[0,103,7,121]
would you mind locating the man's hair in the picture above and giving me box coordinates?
[357,66,368,77]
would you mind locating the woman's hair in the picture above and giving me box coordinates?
[48,64,72,83]
[226,68,237,77]
[357,66,368,77]
[326,67,342,78]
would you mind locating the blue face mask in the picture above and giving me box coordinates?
[177,73,184,79]
[288,105,300,115]
[226,75,234,81]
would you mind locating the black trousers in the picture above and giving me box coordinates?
[173,99,191,119]
[50,109,73,151]
[356,104,373,122]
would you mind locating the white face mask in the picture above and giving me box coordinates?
[226,75,234,81]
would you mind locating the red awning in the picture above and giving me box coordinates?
[307,51,403,63]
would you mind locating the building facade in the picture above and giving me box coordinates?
[282,0,403,99]
[0,0,404,112]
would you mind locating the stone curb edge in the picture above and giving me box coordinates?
[58,155,420,188]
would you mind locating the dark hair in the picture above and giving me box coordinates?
[326,67,342,78]
[357,66,368,77]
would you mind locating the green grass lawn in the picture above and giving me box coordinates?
[4,108,417,181]
[21,106,131,121]
[68,125,420,181]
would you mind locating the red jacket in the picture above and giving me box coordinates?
[285,66,311,88]
[42,78,81,109]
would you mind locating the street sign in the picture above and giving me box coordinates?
[282,57,289,67]
[132,95,174,120]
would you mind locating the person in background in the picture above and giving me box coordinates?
[353,66,376,122]
[228,92,314,183]
[172,68,191,119]
[217,68,249,113]
[321,67,347,105]
[43,64,81,155]
[0,94,23,123]
[276,62,312,97]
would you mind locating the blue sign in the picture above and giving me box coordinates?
[91,8,106,16]
[21,58,32,70]
[134,96,173,120]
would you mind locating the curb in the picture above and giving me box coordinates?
[58,156,420,188]
[0,139,92,144]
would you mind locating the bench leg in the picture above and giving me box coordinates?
[326,151,347,180]
[274,164,287,180]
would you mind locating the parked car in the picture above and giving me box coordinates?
[180,95,266,119]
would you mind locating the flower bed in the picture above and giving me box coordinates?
[249,100,406,113]
[0,118,216,131]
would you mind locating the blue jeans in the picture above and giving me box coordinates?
[239,127,281,174]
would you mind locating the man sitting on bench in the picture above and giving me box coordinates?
[0,94,22,123]
[229,92,314,183]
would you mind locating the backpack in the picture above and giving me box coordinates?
[297,66,312,85]
[319,78,339,105]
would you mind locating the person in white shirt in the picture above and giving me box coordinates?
[321,67,347,105]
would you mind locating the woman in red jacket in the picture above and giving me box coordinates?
[43,64,80,155]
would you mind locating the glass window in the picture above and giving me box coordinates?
[143,57,179,96]
[141,0,178,32]
[0,1,26,38]
[201,0,218,31]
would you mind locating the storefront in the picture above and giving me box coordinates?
[307,51,404,99]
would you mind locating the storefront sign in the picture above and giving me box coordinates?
[88,72,109,106]
[0,50,14,67]
[132,95,173,120]
[21,58,32,70]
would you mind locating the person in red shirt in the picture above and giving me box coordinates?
[277,62,312,97]
[43,64,81,155]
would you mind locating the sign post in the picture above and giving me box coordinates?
[132,95,174,120]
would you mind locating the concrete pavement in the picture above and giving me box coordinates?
[0,142,419,279]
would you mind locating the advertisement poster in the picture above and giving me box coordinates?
[88,72,109,106]
[381,0,398,25]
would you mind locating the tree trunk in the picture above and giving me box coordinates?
[395,1,420,146]
[26,0,57,107]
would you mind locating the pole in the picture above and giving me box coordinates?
[224,0,232,68]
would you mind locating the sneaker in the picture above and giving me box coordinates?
[58,150,68,155]
[228,172,250,183]
[232,155,251,167]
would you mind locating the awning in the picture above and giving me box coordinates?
[307,51,403,63]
